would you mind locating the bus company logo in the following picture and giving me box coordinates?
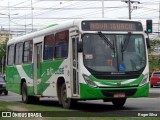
[117,82,121,86]
[46,67,64,76]
[2,112,11,117]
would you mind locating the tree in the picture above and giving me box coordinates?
[149,39,160,75]
[0,39,8,74]
[0,40,7,59]
[149,39,160,54]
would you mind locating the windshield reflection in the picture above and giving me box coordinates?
[83,34,146,73]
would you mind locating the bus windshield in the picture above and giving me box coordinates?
[83,33,146,73]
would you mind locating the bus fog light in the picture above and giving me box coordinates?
[139,73,149,86]
[82,74,97,87]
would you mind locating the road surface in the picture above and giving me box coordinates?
[0,87,160,112]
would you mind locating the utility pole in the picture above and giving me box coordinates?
[121,0,140,19]
[31,0,33,31]
[158,1,160,35]
[128,0,131,19]
[6,2,18,39]
[102,0,104,18]
[8,2,10,38]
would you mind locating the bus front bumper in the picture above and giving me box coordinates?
[80,83,149,99]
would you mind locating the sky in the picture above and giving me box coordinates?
[0,0,159,35]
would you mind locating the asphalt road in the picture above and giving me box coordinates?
[0,87,160,112]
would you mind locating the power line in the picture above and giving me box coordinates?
[0,0,160,33]
[8,1,98,25]
[0,1,70,25]
[118,6,158,19]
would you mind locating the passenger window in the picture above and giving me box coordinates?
[23,40,33,63]
[43,34,55,60]
[15,43,23,65]
[7,45,15,66]
[55,30,69,59]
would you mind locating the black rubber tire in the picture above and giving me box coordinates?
[22,82,32,104]
[32,96,40,104]
[112,98,126,107]
[0,91,2,94]
[4,90,8,95]
[61,83,77,109]
[151,85,153,88]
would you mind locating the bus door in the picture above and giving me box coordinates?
[33,43,42,95]
[72,36,79,95]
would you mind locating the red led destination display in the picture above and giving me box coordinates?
[82,20,143,31]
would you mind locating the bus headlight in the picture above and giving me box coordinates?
[82,74,97,87]
[139,73,149,86]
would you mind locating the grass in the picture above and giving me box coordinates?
[1,116,160,120]
[0,101,160,120]
[0,101,65,111]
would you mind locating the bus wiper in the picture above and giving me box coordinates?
[121,32,131,52]
[98,31,114,50]
[121,32,131,61]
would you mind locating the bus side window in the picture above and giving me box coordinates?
[55,30,69,59]
[15,42,23,65]
[23,40,33,63]
[7,44,15,66]
[43,34,55,60]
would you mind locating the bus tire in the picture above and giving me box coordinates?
[112,98,126,107]
[32,96,40,104]
[22,82,32,104]
[4,90,8,95]
[151,85,153,88]
[61,83,76,109]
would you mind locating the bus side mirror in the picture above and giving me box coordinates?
[77,40,82,52]
[146,38,150,49]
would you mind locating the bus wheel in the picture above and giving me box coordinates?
[22,82,32,104]
[112,98,126,107]
[32,96,40,104]
[61,83,76,109]
[4,91,8,95]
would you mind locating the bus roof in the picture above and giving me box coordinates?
[7,20,75,45]
[7,19,142,45]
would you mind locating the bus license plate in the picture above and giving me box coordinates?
[114,93,125,98]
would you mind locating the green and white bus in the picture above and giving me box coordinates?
[6,19,150,108]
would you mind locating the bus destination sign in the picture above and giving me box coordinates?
[81,20,143,31]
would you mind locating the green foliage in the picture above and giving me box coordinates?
[149,60,160,75]
[0,39,7,74]
[149,39,160,75]
[149,39,160,53]
[0,40,7,59]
